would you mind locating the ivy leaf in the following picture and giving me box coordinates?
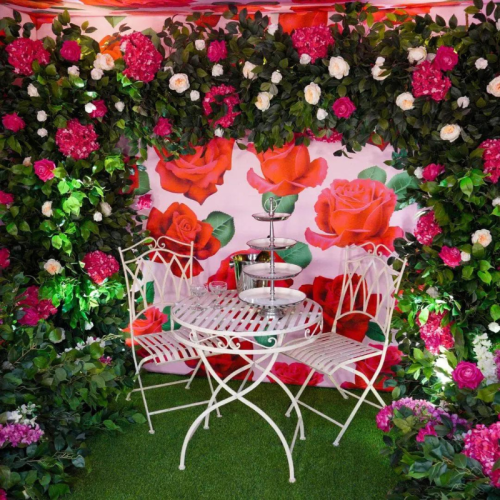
[358,166,387,184]
[276,241,312,269]
[204,211,235,248]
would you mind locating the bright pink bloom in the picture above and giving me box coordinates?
[0,489,7,500]
[439,246,461,268]
[417,311,454,355]
[433,46,458,72]
[60,40,81,62]
[203,85,241,128]
[412,61,451,102]
[416,422,438,442]
[100,355,113,365]
[0,248,10,269]
[306,128,343,143]
[0,191,14,205]
[332,97,356,119]
[82,250,120,284]
[0,423,44,447]
[55,119,99,160]
[422,163,445,182]
[121,32,162,83]
[452,361,484,390]
[153,117,173,137]
[207,40,227,62]
[6,38,50,76]
[17,285,57,326]
[291,25,334,62]
[414,210,442,246]
[18,285,40,308]
[34,159,56,182]
[19,308,42,326]
[89,100,107,119]
[480,139,500,183]
[136,194,152,210]
[3,112,25,132]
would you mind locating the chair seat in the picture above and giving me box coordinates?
[287,332,382,376]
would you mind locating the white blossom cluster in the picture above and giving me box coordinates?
[6,403,38,426]
[472,333,498,385]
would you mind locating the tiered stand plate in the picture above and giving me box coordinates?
[238,287,306,308]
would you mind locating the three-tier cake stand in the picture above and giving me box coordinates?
[238,197,306,316]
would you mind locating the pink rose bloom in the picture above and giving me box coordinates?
[433,46,458,72]
[0,191,14,205]
[207,40,227,62]
[153,117,173,137]
[414,210,442,246]
[82,250,120,284]
[418,311,454,355]
[439,246,461,268]
[34,159,56,182]
[0,248,10,270]
[416,422,438,442]
[452,361,484,390]
[60,40,81,62]
[412,61,451,102]
[3,112,25,132]
[136,193,152,210]
[18,307,42,326]
[332,97,356,119]
[89,100,107,118]
[422,163,445,182]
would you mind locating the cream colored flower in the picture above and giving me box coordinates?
[372,64,389,81]
[426,53,436,62]
[317,109,328,120]
[195,39,206,51]
[115,101,125,112]
[304,82,321,105]
[476,57,488,70]
[68,66,80,77]
[461,251,471,262]
[396,92,415,111]
[375,57,385,66]
[94,53,114,71]
[255,92,272,111]
[271,70,282,84]
[472,229,492,247]
[489,322,500,333]
[85,103,97,114]
[169,73,190,93]
[212,64,223,77]
[37,111,47,122]
[414,167,423,179]
[214,127,224,137]
[190,90,200,101]
[457,96,470,109]
[90,68,103,81]
[44,259,62,275]
[93,212,103,222]
[27,84,39,97]
[408,46,427,64]
[300,54,311,65]
[37,128,48,138]
[23,157,32,167]
[242,61,257,80]
[440,124,461,142]
[100,201,112,217]
[492,197,500,207]
[487,76,500,97]
[41,201,53,217]
[328,56,350,79]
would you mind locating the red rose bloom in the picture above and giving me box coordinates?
[207,40,227,62]
[123,307,168,346]
[89,100,107,119]
[82,250,120,284]
[153,117,173,137]
[60,40,81,62]
[34,159,56,182]
[433,46,458,72]
[0,191,14,205]
[2,113,25,133]
[121,32,162,83]
[412,61,451,101]
[439,246,461,268]
[422,163,445,182]
[270,362,324,386]
[291,25,334,62]
[55,119,99,160]
[6,38,50,76]
[0,248,10,269]
[332,97,356,119]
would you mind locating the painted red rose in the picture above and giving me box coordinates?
[146,203,220,277]
[269,361,324,386]
[247,142,327,196]
[155,138,234,204]
[123,307,168,346]
[279,11,329,33]
[305,179,403,255]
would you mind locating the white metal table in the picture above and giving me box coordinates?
[172,290,323,483]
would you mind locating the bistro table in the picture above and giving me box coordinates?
[172,290,323,483]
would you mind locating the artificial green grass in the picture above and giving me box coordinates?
[71,373,397,500]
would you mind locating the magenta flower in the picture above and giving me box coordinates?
[2,112,25,132]
[0,191,14,205]
[0,423,44,447]
[82,250,120,284]
[89,99,107,119]
[439,246,461,268]
[416,422,438,442]
[480,138,500,183]
[6,38,50,76]
[414,210,442,246]
[422,163,445,182]
[332,97,356,119]
[452,361,484,390]
[207,40,227,62]
[34,159,56,182]
[412,61,451,102]
[121,32,162,83]
[0,248,10,270]
[417,311,454,355]
[291,25,334,62]
[136,194,152,211]
[60,40,81,62]
[153,117,173,137]
[55,119,99,160]
[433,46,459,72]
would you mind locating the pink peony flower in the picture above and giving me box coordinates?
[3,112,25,132]
[6,38,50,76]
[121,32,162,83]
[417,311,454,355]
[55,119,99,160]
[82,250,120,284]
[439,246,461,268]
[89,99,107,119]
[433,46,458,72]
[452,361,484,390]
[0,191,14,205]
[34,159,56,182]
[332,97,356,119]
[291,25,334,62]
[136,193,152,210]
[480,139,500,183]
[153,117,173,137]
[422,163,445,182]
[207,40,227,62]
[416,422,438,442]
[414,210,442,246]
[60,40,81,62]
[203,85,241,128]
[412,61,452,102]
[0,248,10,270]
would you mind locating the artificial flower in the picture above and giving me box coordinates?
[82,250,120,284]
[291,25,334,62]
[121,32,162,83]
[68,65,80,76]
[408,46,427,64]
[304,83,321,105]
[255,92,272,111]
[34,159,55,182]
[439,246,461,268]
[472,229,492,247]
[414,167,423,179]
[93,212,102,221]
[195,39,206,50]
[0,248,10,270]
[422,163,445,182]
[271,70,282,84]
[489,322,500,333]
[90,68,103,80]
[414,211,442,245]
[461,251,471,262]
[60,40,81,62]
[452,361,484,390]
[476,57,488,70]
[37,128,47,138]
[440,124,461,142]
[493,197,500,206]
[317,109,328,120]
[328,56,350,79]
[0,191,14,205]
[115,101,125,112]
[300,54,312,65]
[332,97,356,118]
[55,119,99,160]
[372,64,389,81]
[41,201,53,217]
[412,61,451,101]
[6,38,50,76]
[153,117,173,137]
[242,61,257,80]
[487,76,500,97]
[212,64,223,77]
[396,92,415,111]
[433,46,458,71]
[93,52,114,71]
[268,24,279,35]
[37,110,47,122]
[100,201,112,217]
[457,96,470,108]
[44,259,62,275]
[169,73,190,93]
[3,113,25,132]
[27,84,39,97]
[207,40,227,62]
[190,90,200,101]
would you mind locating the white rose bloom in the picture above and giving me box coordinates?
[375,57,385,66]
[396,92,415,111]
[472,229,492,247]
[317,109,328,120]
[27,84,39,97]
[457,96,470,109]
[212,64,224,77]
[427,53,436,62]
[190,90,200,101]
[475,57,488,70]
[242,61,257,80]
[195,39,206,51]
[94,53,114,71]
[328,56,350,79]
[100,201,112,217]
[255,92,272,111]
[271,70,282,84]
[90,68,103,81]
[68,65,80,77]
[41,201,53,217]
[115,101,125,112]
[169,73,190,93]
[492,197,500,207]
[414,167,424,179]
[85,103,97,114]
[440,124,461,142]
[268,23,279,36]
[372,65,389,81]
[489,322,500,333]
[426,286,439,298]
[93,212,103,222]
[487,76,500,97]
[44,259,62,275]
[408,46,427,64]
[304,82,321,105]
[214,128,224,137]
[300,54,312,65]
[37,128,48,138]
[37,110,47,122]
[461,251,471,262]
[23,157,32,167]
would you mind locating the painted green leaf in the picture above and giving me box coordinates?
[358,166,387,184]
[137,281,155,305]
[386,172,419,210]
[105,16,126,28]
[135,169,150,196]
[276,241,312,269]
[365,322,385,342]
[204,211,235,248]
[261,192,298,214]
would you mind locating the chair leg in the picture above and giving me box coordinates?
[204,369,221,429]
[237,364,252,394]
[185,358,203,390]
[136,370,155,435]
[285,369,315,418]
[328,374,348,400]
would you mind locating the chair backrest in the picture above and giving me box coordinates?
[332,243,406,347]
[118,236,194,336]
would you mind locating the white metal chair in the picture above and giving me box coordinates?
[119,236,220,435]
[284,243,406,446]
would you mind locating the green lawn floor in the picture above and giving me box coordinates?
[71,373,397,500]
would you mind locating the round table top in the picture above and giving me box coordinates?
[172,290,323,338]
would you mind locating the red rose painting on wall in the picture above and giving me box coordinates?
[269,362,324,386]
[155,139,234,205]
[146,203,220,277]
[278,11,329,33]
[247,142,327,196]
[123,307,168,347]
[299,275,379,341]
[305,179,403,255]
